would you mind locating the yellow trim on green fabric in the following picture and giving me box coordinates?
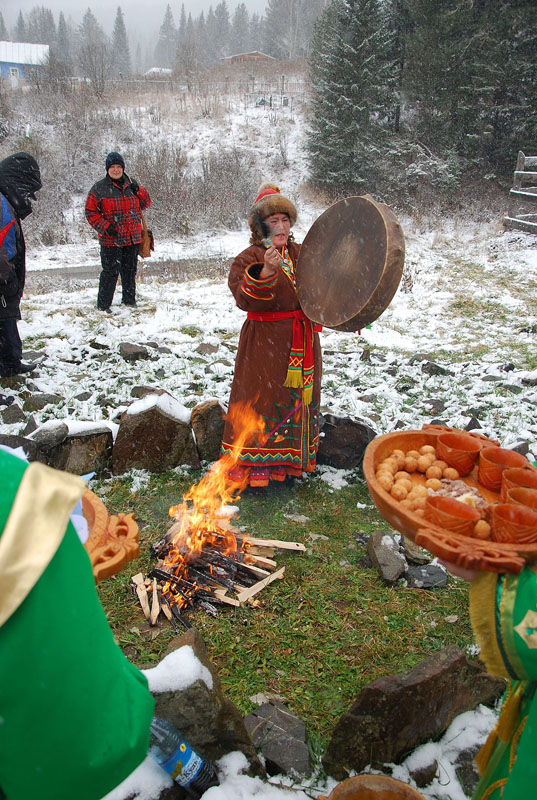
[470,572,508,678]
[0,462,85,626]
[503,573,531,680]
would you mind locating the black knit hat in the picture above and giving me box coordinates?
[105,152,125,171]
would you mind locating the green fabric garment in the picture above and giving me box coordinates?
[472,567,537,799]
[0,450,155,800]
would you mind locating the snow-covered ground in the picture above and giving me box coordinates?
[6,217,537,466]
[3,93,536,799]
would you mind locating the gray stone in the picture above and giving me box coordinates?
[244,699,312,777]
[191,400,225,462]
[405,564,448,589]
[1,403,25,424]
[464,416,482,431]
[195,343,219,355]
[367,531,406,583]
[150,628,264,778]
[113,403,200,473]
[424,398,446,414]
[317,414,377,469]
[74,391,93,401]
[420,361,453,377]
[21,416,38,436]
[131,385,167,399]
[120,342,150,362]
[322,646,505,780]
[481,375,502,383]
[32,423,69,449]
[46,427,113,474]
[511,440,530,456]
[0,434,47,463]
[409,760,438,789]
[23,393,62,412]
[503,384,523,395]
[402,536,430,565]
[408,353,430,365]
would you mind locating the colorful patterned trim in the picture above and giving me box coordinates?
[470,572,512,678]
[241,262,277,300]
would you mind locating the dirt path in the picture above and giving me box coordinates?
[25,257,230,294]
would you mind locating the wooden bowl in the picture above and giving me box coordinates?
[436,432,481,476]
[505,487,537,510]
[501,467,537,501]
[491,503,537,544]
[425,495,480,537]
[317,774,425,800]
[478,447,530,492]
[363,427,537,573]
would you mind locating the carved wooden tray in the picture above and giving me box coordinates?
[363,426,537,574]
[82,489,140,582]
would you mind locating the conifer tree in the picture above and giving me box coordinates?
[55,11,72,69]
[307,0,399,193]
[0,12,8,41]
[213,1,231,57]
[230,3,250,55]
[112,7,131,76]
[78,8,112,97]
[13,11,28,42]
[26,6,56,44]
[205,6,220,66]
[154,4,177,68]
[134,42,143,74]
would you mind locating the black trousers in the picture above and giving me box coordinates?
[98,244,139,309]
[0,318,23,376]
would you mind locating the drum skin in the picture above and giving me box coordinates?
[296,195,405,332]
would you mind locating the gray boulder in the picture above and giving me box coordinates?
[113,397,200,473]
[317,414,377,469]
[322,645,505,779]
[191,400,225,462]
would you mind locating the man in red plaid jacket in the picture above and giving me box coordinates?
[85,152,150,312]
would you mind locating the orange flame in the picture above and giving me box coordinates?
[166,402,266,561]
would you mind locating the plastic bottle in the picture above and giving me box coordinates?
[149,717,219,798]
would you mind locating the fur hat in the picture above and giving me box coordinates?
[105,152,125,171]
[248,182,297,240]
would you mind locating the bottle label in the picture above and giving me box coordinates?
[160,741,203,787]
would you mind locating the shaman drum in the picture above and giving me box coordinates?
[296,195,405,332]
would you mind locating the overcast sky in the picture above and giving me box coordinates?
[4,1,269,39]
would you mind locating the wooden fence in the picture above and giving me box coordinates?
[504,151,537,233]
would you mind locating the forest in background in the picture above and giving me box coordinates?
[1,0,535,243]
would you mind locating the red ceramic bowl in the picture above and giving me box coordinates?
[491,503,537,544]
[436,432,482,476]
[478,447,529,492]
[425,495,481,537]
[505,487,537,511]
[501,467,537,501]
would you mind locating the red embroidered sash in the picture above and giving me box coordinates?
[247,310,321,405]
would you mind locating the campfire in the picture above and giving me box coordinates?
[131,403,305,628]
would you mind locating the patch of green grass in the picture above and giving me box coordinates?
[96,470,474,748]
[180,325,203,337]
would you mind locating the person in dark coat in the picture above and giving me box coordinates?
[85,152,150,312]
[0,151,41,379]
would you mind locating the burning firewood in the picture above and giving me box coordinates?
[132,407,306,626]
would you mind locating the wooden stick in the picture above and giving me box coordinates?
[236,566,285,603]
[132,573,151,620]
[243,537,306,552]
[150,577,160,626]
[245,545,275,557]
[240,563,271,578]
[213,588,241,607]
[243,553,278,569]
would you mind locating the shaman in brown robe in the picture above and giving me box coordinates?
[221,240,322,477]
